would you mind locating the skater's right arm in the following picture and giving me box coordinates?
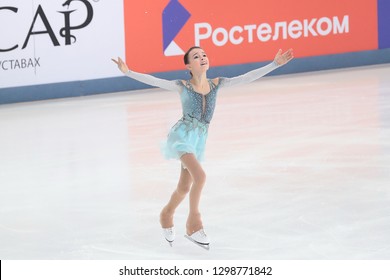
[112,57,181,92]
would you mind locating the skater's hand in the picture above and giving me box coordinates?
[274,49,294,66]
[112,57,129,73]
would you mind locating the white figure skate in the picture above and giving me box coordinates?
[162,227,176,247]
[184,229,210,250]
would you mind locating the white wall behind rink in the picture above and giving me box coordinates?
[0,0,125,88]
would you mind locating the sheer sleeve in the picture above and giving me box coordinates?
[125,70,182,92]
[219,61,280,88]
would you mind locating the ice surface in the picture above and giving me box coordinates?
[1,65,389,259]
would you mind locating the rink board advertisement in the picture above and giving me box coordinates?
[0,0,389,91]
[378,0,390,49]
[0,0,124,89]
[125,0,379,73]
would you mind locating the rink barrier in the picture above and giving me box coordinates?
[1,48,390,105]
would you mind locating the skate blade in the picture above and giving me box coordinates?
[184,235,210,250]
[165,239,174,247]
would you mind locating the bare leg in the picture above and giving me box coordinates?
[180,153,207,235]
[160,164,192,228]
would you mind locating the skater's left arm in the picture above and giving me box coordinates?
[217,49,293,88]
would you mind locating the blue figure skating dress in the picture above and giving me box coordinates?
[124,61,279,162]
[162,79,220,161]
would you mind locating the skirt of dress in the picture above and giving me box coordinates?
[161,117,209,162]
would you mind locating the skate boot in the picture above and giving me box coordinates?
[162,227,175,247]
[185,229,210,250]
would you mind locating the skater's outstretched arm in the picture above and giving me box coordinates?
[112,57,181,92]
[218,49,293,88]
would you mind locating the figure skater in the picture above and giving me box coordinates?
[112,47,293,249]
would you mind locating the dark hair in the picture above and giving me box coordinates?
[183,46,202,65]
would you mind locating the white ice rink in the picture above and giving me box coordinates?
[0,64,389,260]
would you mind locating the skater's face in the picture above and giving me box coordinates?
[186,48,209,75]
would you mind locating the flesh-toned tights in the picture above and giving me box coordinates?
[160,153,206,235]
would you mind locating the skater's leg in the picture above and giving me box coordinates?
[180,153,206,235]
[160,164,193,228]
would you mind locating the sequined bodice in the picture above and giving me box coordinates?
[179,80,219,124]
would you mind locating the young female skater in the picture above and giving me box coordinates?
[112,47,293,249]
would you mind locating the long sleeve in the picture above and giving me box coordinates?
[125,70,182,92]
[219,61,280,88]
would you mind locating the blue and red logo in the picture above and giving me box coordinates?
[162,0,191,56]
[125,0,381,73]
